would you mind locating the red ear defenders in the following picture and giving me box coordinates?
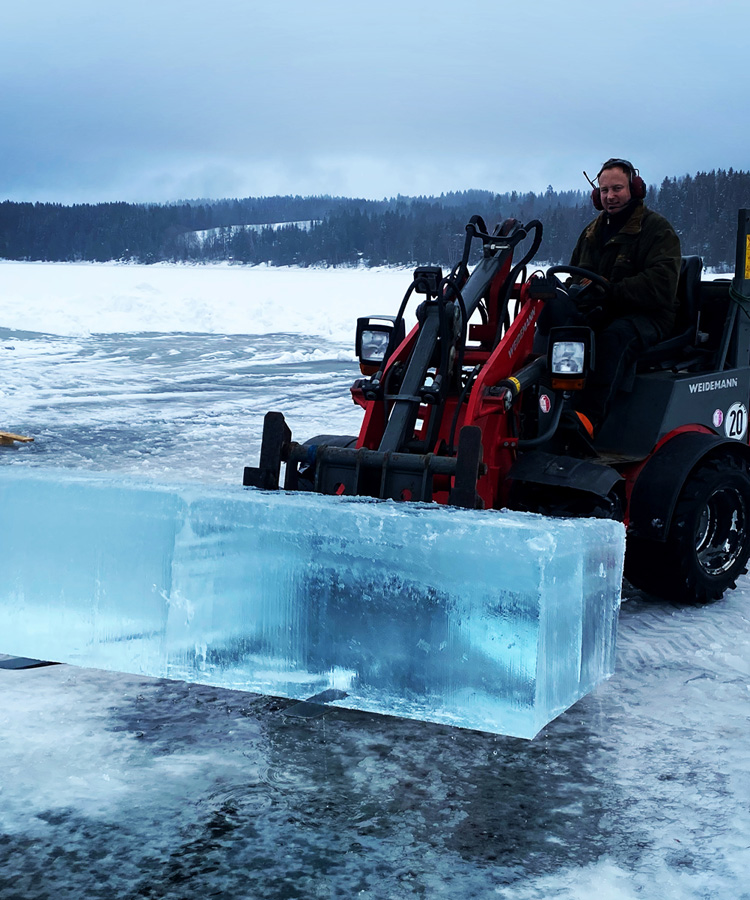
[590,158,646,210]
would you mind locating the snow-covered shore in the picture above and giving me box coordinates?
[0,260,415,340]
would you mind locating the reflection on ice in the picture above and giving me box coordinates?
[0,466,624,739]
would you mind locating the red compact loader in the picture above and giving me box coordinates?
[245,210,750,604]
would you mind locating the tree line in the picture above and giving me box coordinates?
[2,169,750,270]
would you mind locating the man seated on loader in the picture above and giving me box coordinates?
[535,157,681,439]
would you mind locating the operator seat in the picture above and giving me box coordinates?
[635,255,703,370]
[597,255,708,455]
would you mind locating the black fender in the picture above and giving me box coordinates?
[628,431,750,541]
[508,451,624,499]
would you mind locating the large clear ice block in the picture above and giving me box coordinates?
[0,467,624,739]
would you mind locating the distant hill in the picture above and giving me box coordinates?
[2,169,750,269]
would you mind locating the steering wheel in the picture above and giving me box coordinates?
[546,265,610,302]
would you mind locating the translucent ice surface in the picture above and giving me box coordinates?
[0,467,624,739]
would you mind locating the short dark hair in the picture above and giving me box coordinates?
[597,158,636,181]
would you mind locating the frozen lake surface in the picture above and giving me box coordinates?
[1,262,749,899]
[1,260,408,482]
[0,328,364,483]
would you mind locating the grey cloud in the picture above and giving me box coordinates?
[1,0,749,203]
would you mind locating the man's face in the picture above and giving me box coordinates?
[598,166,632,214]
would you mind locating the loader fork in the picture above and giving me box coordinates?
[244,412,486,508]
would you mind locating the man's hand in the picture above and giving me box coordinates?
[567,277,610,311]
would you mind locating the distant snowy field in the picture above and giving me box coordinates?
[0,259,413,339]
[2,260,749,900]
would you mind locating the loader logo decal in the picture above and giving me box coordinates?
[688,377,739,394]
[725,402,748,440]
[508,307,537,358]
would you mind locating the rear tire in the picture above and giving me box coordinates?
[625,454,750,602]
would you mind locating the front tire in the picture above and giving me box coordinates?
[626,454,750,602]
[296,434,358,491]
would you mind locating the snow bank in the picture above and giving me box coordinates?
[0,261,414,341]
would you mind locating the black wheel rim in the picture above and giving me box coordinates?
[695,484,749,576]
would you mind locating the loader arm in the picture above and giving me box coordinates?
[245,217,543,507]
[372,219,538,454]
[378,250,515,454]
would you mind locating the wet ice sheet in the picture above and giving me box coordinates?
[1,585,748,900]
[0,467,623,739]
[0,329,364,483]
[1,264,416,484]
[1,262,749,897]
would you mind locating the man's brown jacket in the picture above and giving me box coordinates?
[570,200,682,339]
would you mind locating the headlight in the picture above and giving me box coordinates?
[551,341,585,375]
[360,329,390,363]
[355,315,406,374]
[547,326,594,391]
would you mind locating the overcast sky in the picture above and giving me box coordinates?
[1,0,748,205]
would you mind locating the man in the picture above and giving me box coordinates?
[539,158,681,438]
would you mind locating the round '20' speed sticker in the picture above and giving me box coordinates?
[725,402,748,440]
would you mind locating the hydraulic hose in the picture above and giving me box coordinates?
[369,280,417,389]
[492,219,544,348]
[446,365,481,454]
[515,398,565,448]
